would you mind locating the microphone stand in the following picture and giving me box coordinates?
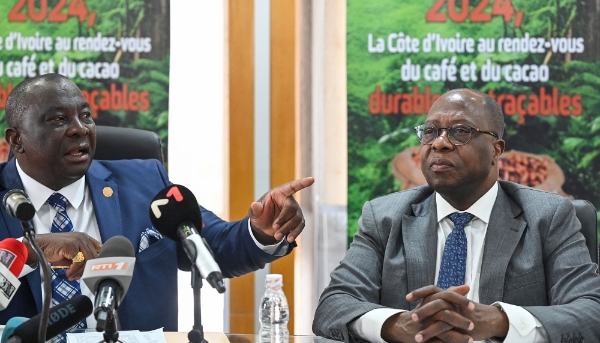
[183,241,208,343]
[189,266,207,343]
[21,221,51,343]
[101,315,121,343]
[96,283,123,343]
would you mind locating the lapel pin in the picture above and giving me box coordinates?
[103,187,114,197]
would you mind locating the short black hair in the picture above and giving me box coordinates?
[5,73,71,128]
[444,88,505,139]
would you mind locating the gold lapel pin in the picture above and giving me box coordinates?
[103,187,114,197]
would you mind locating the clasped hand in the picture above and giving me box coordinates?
[382,285,508,343]
[24,232,102,280]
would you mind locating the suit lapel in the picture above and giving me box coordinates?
[0,160,30,239]
[478,186,525,305]
[403,194,437,309]
[86,161,124,241]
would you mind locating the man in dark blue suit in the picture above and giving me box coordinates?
[0,73,314,331]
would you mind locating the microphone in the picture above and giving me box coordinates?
[0,238,28,311]
[0,317,27,343]
[81,236,135,332]
[149,184,226,293]
[3,190,35,222]
[3,295,93,343]
[2,189,53,343]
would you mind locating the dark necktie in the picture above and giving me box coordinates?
[48,193,87,342]
[436,212,475,289]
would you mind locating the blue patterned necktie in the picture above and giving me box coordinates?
[436,212,475,289]
[48,192,87,342]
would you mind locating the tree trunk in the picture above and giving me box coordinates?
[573,0,600,62]
[140,0,170,60]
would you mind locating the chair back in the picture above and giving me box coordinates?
[94,126,164,163]
[572,199,598,265]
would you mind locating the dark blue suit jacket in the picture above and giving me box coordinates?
[0,158,291,331]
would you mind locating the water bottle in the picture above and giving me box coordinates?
[259,274,289,343]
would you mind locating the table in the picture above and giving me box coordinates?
[164,332,338,343]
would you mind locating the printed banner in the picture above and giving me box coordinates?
[347,0,600,240]
[0,0,170,162]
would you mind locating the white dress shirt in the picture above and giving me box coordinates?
[349,182,549,343]
[16,161,287,329]
[17,161,101,329]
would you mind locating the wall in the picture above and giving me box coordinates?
[169,1,228,332]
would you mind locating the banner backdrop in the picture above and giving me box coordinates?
[347,0,600,241]
[0,0,170,162]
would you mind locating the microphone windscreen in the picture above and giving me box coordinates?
[12,295,93,342]
[98,236,135,258]
[0,238,28,276]
[3,189,35,222]
[1,317,27,342]
[149,185,203,241]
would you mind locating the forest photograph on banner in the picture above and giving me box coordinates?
[347,0,600,241]
[0,0,170,162]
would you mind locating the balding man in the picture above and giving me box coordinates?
[313,89,600,343]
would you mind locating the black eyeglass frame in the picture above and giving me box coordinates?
[415,124,499,146]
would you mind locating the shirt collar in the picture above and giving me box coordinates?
[436,182,499,224]
[16,160,86,211]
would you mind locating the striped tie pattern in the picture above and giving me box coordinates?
[436,212,474,289]
[48,192,87,342]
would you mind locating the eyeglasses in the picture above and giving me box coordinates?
[415,124,498,145]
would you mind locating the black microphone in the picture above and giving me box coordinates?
[149,184,226,293]
[4,295,93,343]
[3,190,35,222]
[81,236,136,332]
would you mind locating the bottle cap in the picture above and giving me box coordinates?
[265,274,283,291]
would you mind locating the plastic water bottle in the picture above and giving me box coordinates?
[259,274,289,343]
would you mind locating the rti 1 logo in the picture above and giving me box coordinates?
[89,262,128,271]
[150,185,184,218]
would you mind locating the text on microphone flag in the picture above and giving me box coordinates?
[0,273,17,298]
[48,303,77,325]
[89,262,129,272]
[0,250,17,269]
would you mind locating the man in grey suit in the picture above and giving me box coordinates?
[313,89,600,343]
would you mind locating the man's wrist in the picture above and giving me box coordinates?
[381,311,411,343]
[249,223,279,245]
[22,237,39,266]
[490,304,509,339]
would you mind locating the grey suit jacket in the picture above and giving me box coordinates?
[313,181,600,343]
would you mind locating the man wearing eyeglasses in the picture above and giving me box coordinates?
[313,89,600,343]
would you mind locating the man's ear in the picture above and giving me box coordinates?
[5,128,23,154]
[491,139,505,165]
